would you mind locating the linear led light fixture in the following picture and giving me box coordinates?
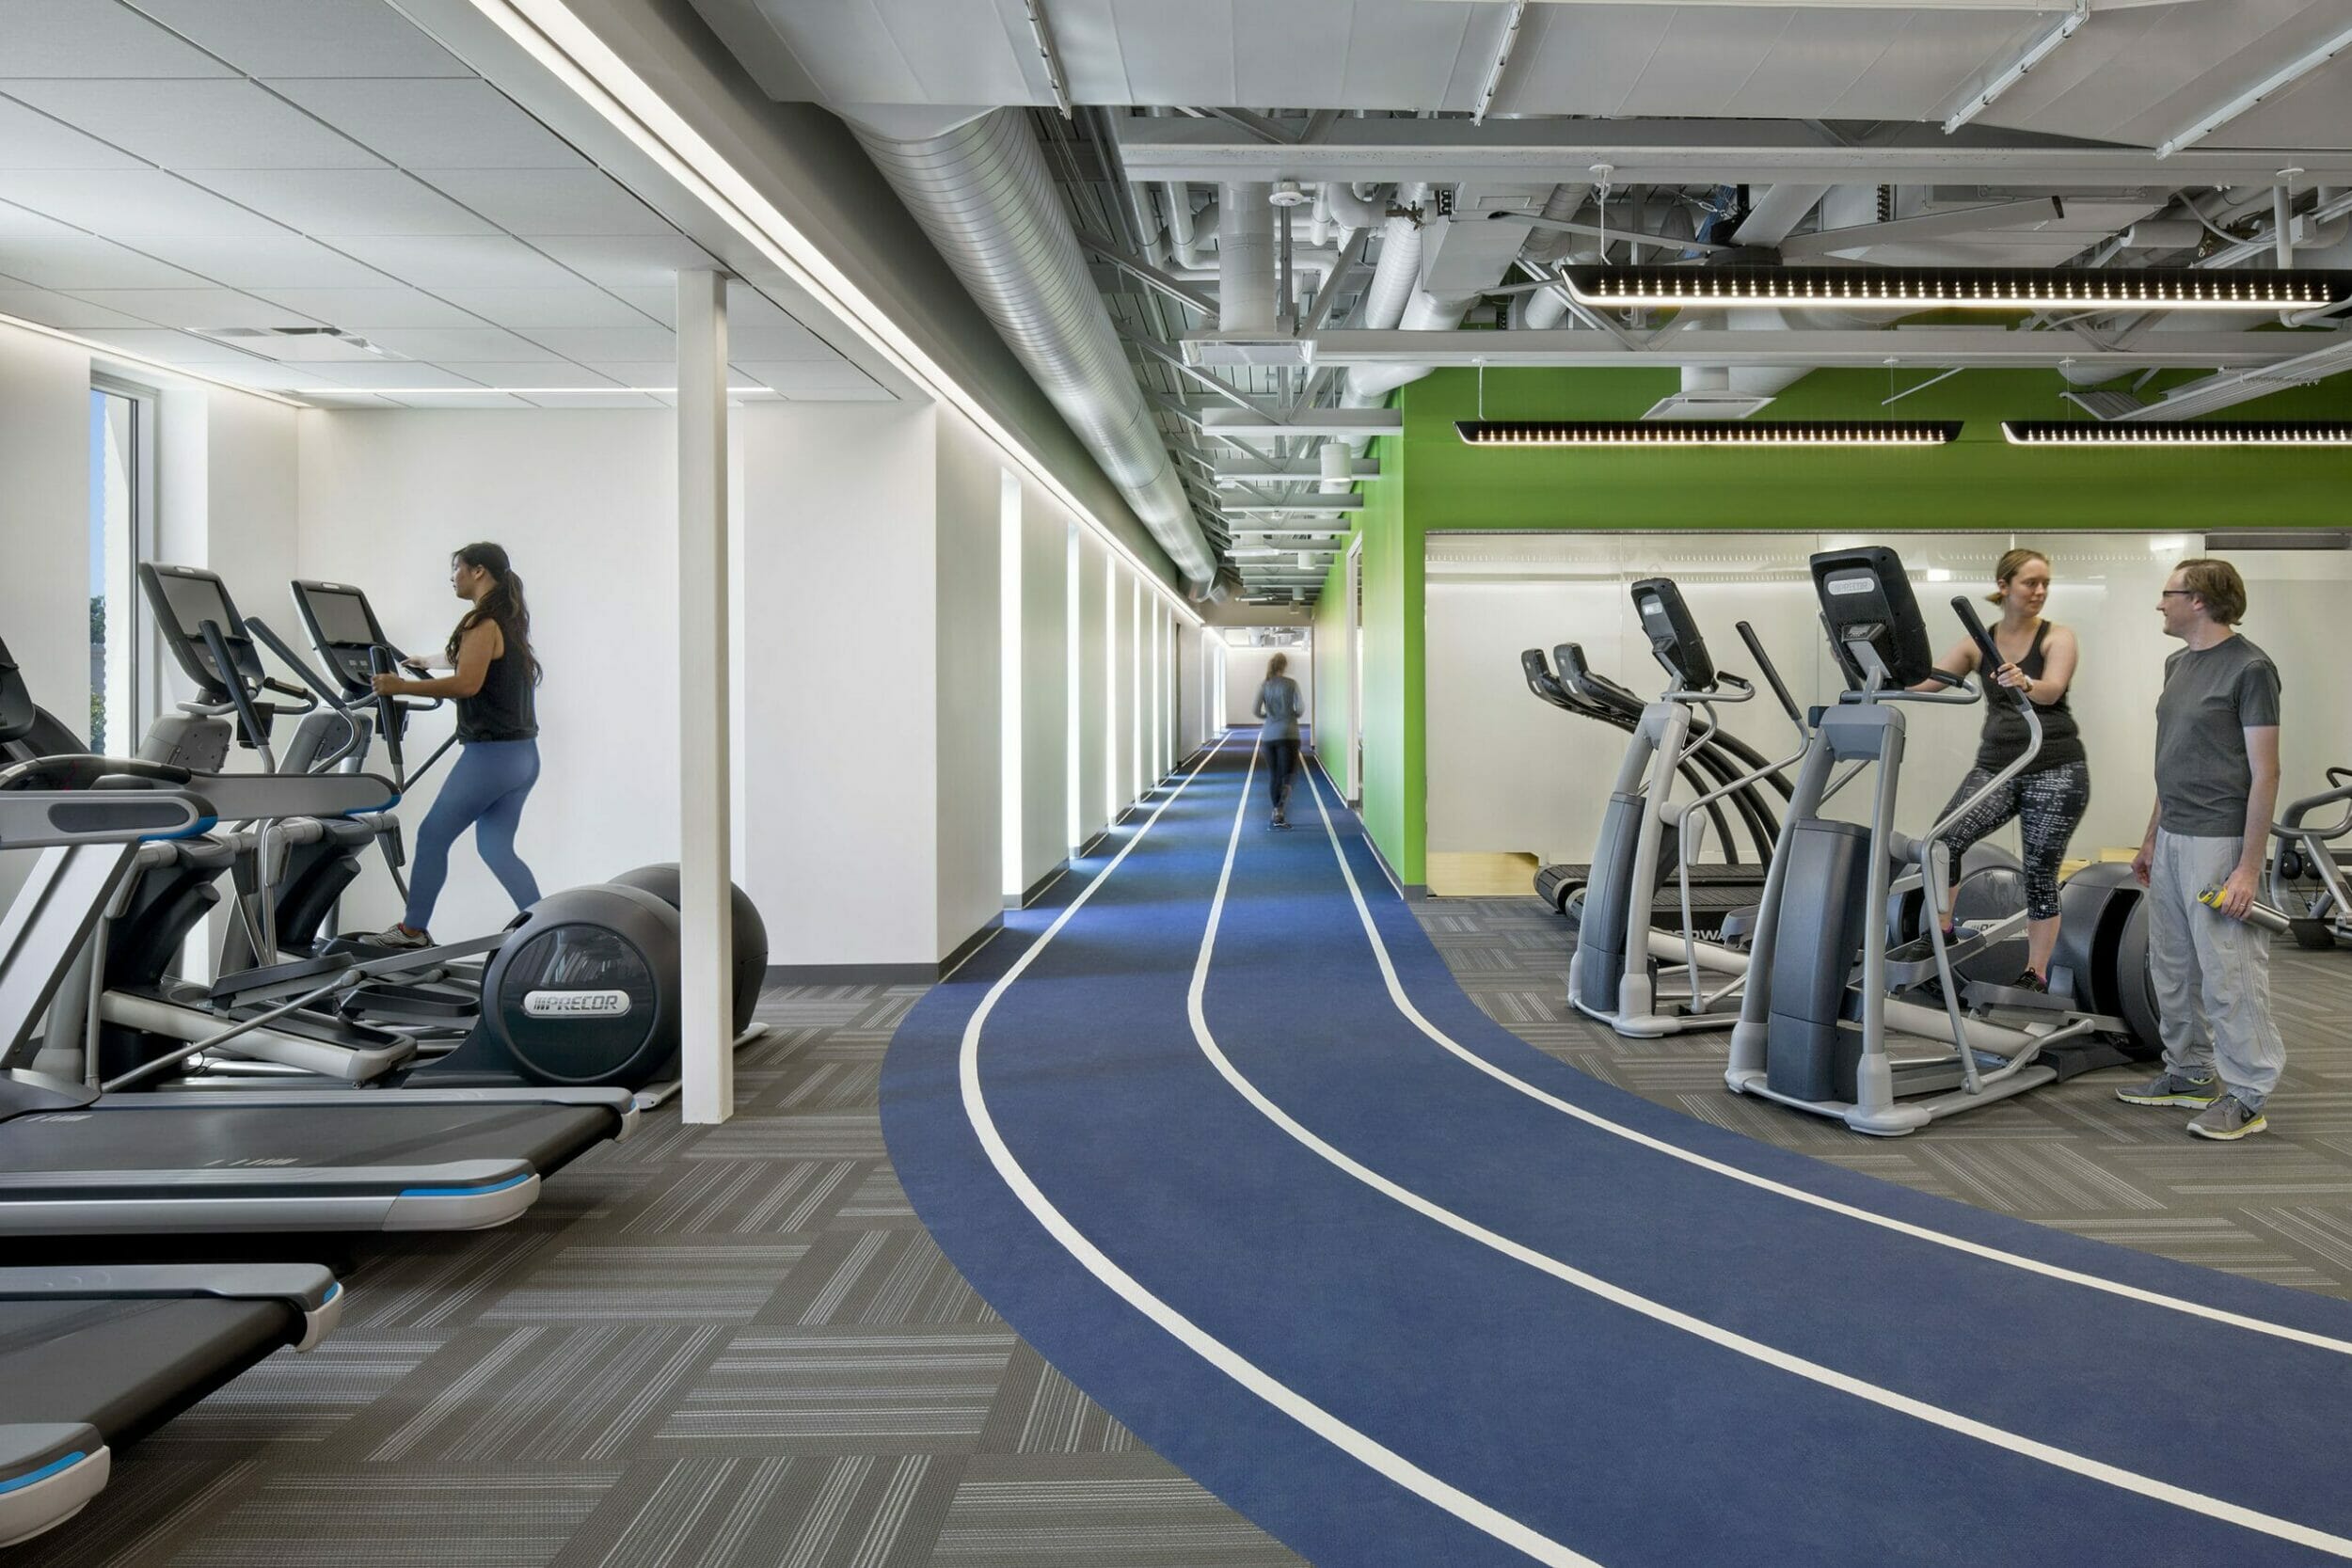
[1560,264,2351,312]
[1457,420,1962,448]
[2002,420,2352,446]
[466,0,1207,630]
[290,386,772,396]
[1943,1,2087,135]
[2157,20,2352,159]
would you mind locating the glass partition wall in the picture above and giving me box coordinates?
[1427,531,2349,871]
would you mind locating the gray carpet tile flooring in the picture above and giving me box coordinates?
[26,905,2352,1566]
[1421,894,2352,1299]
[12,986,1302,1568]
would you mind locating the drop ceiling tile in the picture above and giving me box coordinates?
[229,331,405,362]
[243,286,485,329]
[0,80,381,169]
[0,200,85,239]
[198,358,347,390]
[382,392,534,409]
[605,279,807,330]
[127,235,394,287]
[302,361,488,389]
[0,1,235,77]
[0,94,147,167]
[579,361,680,387]
[129,0,473,78]
[790,385,896,403]
[429,287,655,330]
[0,169,291,237]
[326,234,580,290]
[738,360,881,394]
[264,80,583,170]
[76,326,278,361]
[420,361,622,388]
[0,235,215,288]
[183,169,499,238]
[518,326,676,362]
[727,322,836,361]
[62,287,320,329]
[517,391,665,409]
[527,234,717,288]
[358,326,564,362]
[300,390,400,408]
[410,170,675,237]
[0,285,155,328]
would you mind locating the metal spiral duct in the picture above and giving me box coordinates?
[852,110,1216,590]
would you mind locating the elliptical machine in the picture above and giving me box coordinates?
[1724,546,2155,1134]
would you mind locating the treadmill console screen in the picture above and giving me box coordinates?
[1628,577,1716,691]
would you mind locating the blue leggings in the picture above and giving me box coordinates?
[405,738,542,931]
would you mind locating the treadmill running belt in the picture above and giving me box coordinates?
[0,1297,291,1444]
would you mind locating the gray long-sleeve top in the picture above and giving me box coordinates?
[1255,675,1303,742]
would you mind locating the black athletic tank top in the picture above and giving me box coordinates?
[455,626,537,743]
[1976,620,2084,774]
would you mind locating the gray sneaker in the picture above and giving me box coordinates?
[2115,1070,2220,1107]
[367,923,432,951]
[2187,1094,2269,1142]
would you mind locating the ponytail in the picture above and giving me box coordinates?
[449,542,541,684]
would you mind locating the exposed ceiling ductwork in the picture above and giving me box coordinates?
[850,108,1218,592]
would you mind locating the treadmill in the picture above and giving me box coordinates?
[0,756,636,1237]
[1,1263,342,1547]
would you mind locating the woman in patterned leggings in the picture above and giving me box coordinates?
[1916,548,2090,990]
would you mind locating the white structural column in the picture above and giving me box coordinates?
[677,269,734,1124]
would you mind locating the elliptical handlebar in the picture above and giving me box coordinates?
[200,618,278,774]
[1735,621,1802,728]
[1948,595,2032,714]
[244,616,367,776]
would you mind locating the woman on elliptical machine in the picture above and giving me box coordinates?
[1914,547,2091,991]
[365,542,543,949]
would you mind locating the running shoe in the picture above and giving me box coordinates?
[366,924,433,950]
[2115,1070,2220,1107]
[2187,1095,2268,1141]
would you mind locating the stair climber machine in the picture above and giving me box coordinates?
[1520,644,1784,920]
[111,565,766,1101]
[1723,546,2158,1134]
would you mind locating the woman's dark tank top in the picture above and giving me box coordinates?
[456,624,537,742]
[1977,620,2083,774]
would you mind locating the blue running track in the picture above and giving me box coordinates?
[882,730,2352,1567]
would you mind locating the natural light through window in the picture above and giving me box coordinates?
[999,470,1022,901]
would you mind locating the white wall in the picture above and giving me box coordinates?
[1078,530,1110,845]
[1424,531,2352,869]
[0,322,298,916]
[298,409,684,938]
[1017,476,1071,893]
[1224,642,1314,733]
[933,408,1003,956]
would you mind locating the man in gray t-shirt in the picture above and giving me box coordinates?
[2118,560,2285,1140]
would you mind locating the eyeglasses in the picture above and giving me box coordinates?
[2158,590,2197,598]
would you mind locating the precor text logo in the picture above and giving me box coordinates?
[523,989,633,1018]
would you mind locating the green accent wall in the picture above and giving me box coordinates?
[1323,363,2352,887]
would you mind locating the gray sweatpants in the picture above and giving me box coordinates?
[2147,830,2286,1109]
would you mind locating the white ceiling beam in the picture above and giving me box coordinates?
[1209,457,1380,481]
[1309,327,2295,370]
[1117,118,2352,186]
[1203,407,1401,439]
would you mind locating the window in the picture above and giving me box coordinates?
[87,384,151,754]
[1000,471,1023,900]
[1066,522,1081,853]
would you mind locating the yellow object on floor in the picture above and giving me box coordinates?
[1427,851,1542,898]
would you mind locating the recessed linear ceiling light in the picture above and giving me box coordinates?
[1456,420,1961,448]
[1560,265,2351,313]
[2001,420,2352,447]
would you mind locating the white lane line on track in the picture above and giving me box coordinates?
[956,738,1604,1568]
[1294,755,2352,1361]
[1169,747,2352,1558]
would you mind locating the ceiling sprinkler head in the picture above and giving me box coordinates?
[1269,179,1310,208]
